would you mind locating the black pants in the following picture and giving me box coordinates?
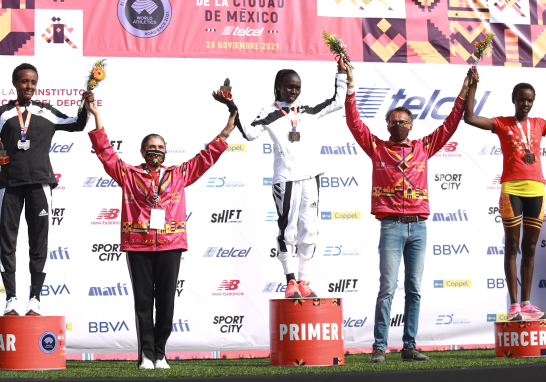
[0,184,51,301]
[126,250,181,365]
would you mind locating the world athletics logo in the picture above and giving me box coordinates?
[39,331,58,354]
[118,0,172,38]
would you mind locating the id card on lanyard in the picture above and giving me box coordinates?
[514,117,536,165]
[275,103,300,142]
[148,168,166,230]
[15,101,31,150]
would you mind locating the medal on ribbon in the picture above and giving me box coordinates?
[514,117,535,165]
[275,103,300,142]
[15,101,31,151]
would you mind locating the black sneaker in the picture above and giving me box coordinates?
[370,349,386,363]
[400,345,430,362]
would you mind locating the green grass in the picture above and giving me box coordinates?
[1,350,546,379]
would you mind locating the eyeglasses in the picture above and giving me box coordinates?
[388,120,410,127]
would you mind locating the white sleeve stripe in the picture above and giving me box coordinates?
[0,108,18,135]
[40,108,78,125]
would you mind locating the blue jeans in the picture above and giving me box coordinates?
[373,219,427,351]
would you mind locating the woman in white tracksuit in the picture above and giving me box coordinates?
[213,58,349,298]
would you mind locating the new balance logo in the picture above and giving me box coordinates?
[39,209,48,217]
[310,202,318,208]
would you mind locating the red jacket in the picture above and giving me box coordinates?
[345,92,465,217]
[89,127,228,252]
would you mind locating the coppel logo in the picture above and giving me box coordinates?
[263,178,273,186]
[321,212,360,220]
[434,280,444,288]
[487,314,497,322]
[205,143,246,153]
[434,280,471,288]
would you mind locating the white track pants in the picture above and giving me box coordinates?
[273,176,320,281]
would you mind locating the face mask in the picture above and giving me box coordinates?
[144,150,165,167]
[390,125,409,142]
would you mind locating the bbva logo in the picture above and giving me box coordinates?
[89,321,129,333]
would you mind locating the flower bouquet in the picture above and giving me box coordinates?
[322,29,354,69]
[470,33,494,84]
[78,59,107,113]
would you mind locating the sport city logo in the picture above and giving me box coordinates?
[432,244,469,255]
[50,246,70,260]
[92,209,120,226]
[52,208,66,226]
[434,174,462,190]
[323,245,361,257]
[431,210,468,222]
[321,212,361,220]
[355,88,490,120]
[82,177,119,188]
[488,206,502,223]
[212,280,244,297]
[433,280,472,288]
[92,244,123,261]
[207,177,245,188]
[213,315,244,333]
[436,314,471,325]
[88,283,129,296]
[203,247,251,258]
[487,314,508,322]
[39,331,57,354]
[433,142,461,158]
[117,0,172,38]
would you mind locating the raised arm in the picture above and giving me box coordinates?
[212,91,266,141]
[464,67,495,131]
[51,91,95,132]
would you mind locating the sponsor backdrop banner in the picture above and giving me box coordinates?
[1,0,546,353]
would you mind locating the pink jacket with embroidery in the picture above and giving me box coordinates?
[345,92,466,216]
[89,127,228,252]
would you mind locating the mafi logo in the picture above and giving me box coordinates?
[343,317,367,328]
[211,209,242,223]
[34,284,70,296]
[321,212,361,220]
[434,142,461,158]
[92,244,123,261]
[91,140,122,154]
[390,314,404,327]
[117,0,172,38]
[50,143,74,153]
[93,209,120,226]
[262,282,286,293]
[434,174,462,190]
[172,319,190,333]
[487,175,502,190]
[82,177,119,188]
[320,143,358,155]
[49,246,70,260]
[263,177,273,186]
[213,316,244,333]
[221,25,265,36]
[436,314,471,325]
[487,246,521,255]
[217,280,240,291]
[328,279,358,293]
[323,245,361,257]
[320,177,359,187]
[354,87,389,119]
[432,244,469,255]
[488,207,502,223]
[206,177,245,188]
[88,283,129,296]
[478,145,502,156]
[89,321,129,333]
[487,314,508,322]
[266,212,278,222]
[432,210,468,222]
[203,247,251,258]
[433,280,472,288]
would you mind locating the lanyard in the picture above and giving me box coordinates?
[15,101,32,141]
[275,103,298,132]
[146,167,165,208]
[514,117,532,154]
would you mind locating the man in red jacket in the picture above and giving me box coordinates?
[344,63,471,363]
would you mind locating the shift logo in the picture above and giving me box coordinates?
[328,279,358,293]
[434,174,462,190]
[436,314,471,325]
[488,207,502,223]
[488,175,502,190]
[487,246,521,255]
[34,284,70,296]
[262,282,286,293]
[479,146,503,156]
[221,25,265,36]
[52,208,65,226]
[320,177,359,188]
[434,280,472,288]
[82,177,119,188]
[390,314,404,327]
[320,143,358,155]
[211,210,242,223]
[432,210,468,222]
[434,142,461,158]
[91,141,122,154]
[321,212,361,220]
[50,246,70,260]
[203,247,251,258]
[117,0,172,39]
[432,244,469,255]
[217,280,240,291]
[172,319,190,332]
[323,245,361,257]
[206,177,245,188]
[89,321,129,333]
[92,244,123,261]
[88,283,129,296]
[213,316,244,333]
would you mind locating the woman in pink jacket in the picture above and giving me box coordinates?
[87,102,237,370]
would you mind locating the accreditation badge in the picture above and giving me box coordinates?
[150,208,166,230]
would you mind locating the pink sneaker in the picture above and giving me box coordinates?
[521,303,546,320]
[285,280,302,299]
[298,281,317,298]
[507,303,522,321]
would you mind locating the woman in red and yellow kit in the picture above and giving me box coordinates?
[465,67,546,321]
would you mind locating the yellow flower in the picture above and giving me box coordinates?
[89,79,97,87]
[93,67,106,81]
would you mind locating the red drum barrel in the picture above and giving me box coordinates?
[270,298,344,366]
[494,320,546,358]
[0,316,66,370]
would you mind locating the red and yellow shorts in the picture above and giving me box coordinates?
[499,193,544,229]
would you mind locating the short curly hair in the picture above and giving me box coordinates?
[12,63,38,82]
[512,83,535,102]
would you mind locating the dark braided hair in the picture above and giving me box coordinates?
[512,83,535,102]
[12,63,38,82]
[274,69,299,101]
[141,134,166,150]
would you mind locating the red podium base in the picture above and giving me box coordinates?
[269,298,344,366]
[494,320,546,358]
[0,316,66,370]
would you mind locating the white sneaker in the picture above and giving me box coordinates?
[4,297,20,316]
[139,352,154,370]
[25,297,41,316]
[154,357,170,369]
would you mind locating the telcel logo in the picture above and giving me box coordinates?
[203,247,251,257]
[321,212,361,220]
[434,280,472,288]
[221,26,264,36]
[83,177,118,188]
